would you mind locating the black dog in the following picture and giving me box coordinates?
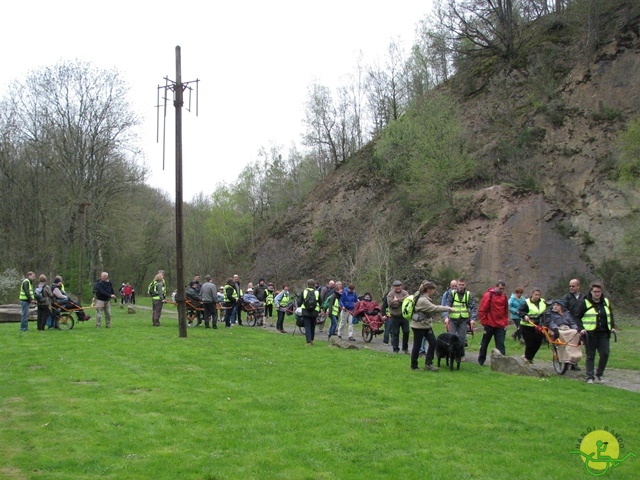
[436,333,465,371]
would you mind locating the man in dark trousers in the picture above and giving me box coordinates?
[199,275,218,329]
[386,280,410,354]
[477,280,509,366]
[298,279,320,346]
[576,282,616,384]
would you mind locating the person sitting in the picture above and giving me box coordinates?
[185,281,203,326]
[352,293,381,317]
[50,276,91,322]
[352,293,383,331]
[546,299,582,369]
[242,288,263,309]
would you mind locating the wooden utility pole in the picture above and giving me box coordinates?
[174,46,187,338]
[157,46,199,338]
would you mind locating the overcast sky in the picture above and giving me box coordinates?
[2,0,433,201]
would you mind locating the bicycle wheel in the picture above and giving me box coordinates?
[361,324,373,343]
[57,314,74,330]
[246,312,257,327]
[552,345,569,375]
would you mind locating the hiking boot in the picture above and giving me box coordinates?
[425,365,439,372]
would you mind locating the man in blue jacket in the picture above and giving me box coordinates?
[337,283,358,341]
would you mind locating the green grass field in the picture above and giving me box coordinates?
[1,303,638,479]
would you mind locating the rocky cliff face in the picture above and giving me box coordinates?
[253,10,640,299]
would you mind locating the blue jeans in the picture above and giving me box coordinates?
[328,314,338,336]
[383,318,391,343]
[478,325,506,365]
[230,304,242,324]
[20,300,30,331]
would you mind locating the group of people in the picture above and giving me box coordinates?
[17,271,120,331]
[428,277,615,384]
[145,272,616,383]
[18,269,617,383]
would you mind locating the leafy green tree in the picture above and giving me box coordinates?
[0,60,145,285]
[618,116,640,184]
[373,92,474,220]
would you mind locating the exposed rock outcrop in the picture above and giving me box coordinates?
[490,349,549,377]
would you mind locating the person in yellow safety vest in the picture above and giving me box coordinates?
[274,284,291,334]
[264,282,275,327]
[222,278,239,328]
[517,288,547,364]
[19,271,36,331]
[150,272,166,327]
[230,274,244,325]
[326,281,342,339]
[576,282,616,384]
[446,278,477,347]
[297,278,320,346]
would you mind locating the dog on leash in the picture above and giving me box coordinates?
[436,333,465,370]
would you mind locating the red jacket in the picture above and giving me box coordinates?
[478,287,509,328]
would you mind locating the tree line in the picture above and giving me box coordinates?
[1,0,634,301]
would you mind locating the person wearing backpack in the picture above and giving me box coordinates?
[337,283,358,341]
[411,281,455,371]
[35,274,52,331]
[386,280,410,354]
[297,279,320,345]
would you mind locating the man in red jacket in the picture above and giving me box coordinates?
[477,280,510,366]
